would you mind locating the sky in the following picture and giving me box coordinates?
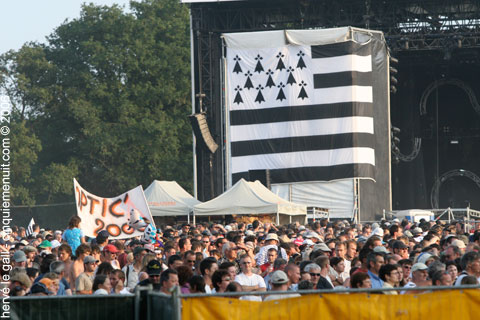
[0,0,132,54]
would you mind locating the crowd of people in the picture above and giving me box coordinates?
[1,215,480,300]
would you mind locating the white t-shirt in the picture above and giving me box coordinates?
[235,273,266,301]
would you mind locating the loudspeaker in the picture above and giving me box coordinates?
[249,169,271,189]
[189,113,218,153]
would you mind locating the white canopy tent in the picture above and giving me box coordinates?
[144,180,201,222]
[193,179,307,224]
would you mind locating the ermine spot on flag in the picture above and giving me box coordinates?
[226,38,376,184]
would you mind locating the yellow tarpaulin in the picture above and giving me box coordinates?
[182,289,480,320]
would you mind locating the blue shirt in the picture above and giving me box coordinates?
[63,228,84,254]
[367,269,384,289]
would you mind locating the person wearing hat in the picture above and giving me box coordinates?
[392,240,409,259]
[28,282,52,296]
[76,256,98,294]
[102,244,120,270]
[451,239,467,254]
[13,250,28,269]
[255,233,287,266]
[10,272,32,296]
[37,240,52,253]
[136,260,164,290]
[54,230,62,242]
[123,246,148,291]
[400,262,430,294]
[264,270,300,301]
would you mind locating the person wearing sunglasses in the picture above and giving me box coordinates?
[234,255,266,301]
[303,263,321,287]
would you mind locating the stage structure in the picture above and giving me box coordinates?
[184,0,480,221]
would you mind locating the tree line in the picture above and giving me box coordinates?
[0,0,193,207]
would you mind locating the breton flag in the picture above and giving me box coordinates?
[26,217,35,237]
[226,39,376,184]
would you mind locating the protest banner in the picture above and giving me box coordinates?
[73,178,155,239]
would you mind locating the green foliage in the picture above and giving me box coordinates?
[0,0,193,205]
[10,120,42,205]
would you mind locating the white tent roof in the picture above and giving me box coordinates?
[193,179,307,218]
[144,180,201,217]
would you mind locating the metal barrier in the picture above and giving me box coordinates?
[10,294,135,320]
[9,285,480,320]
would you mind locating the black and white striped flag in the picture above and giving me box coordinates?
[227,40,376,184]
[26,217,35,237]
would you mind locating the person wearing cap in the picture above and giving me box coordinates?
[264,270,300,301]
[40,277,59,296]
[123,246,147,291]
[254,233,287,266]
[10,271,32,296]
[136,260,164,290]
[28,282,52,296]
[235,255,266,301]
[76,256,98,294]
[50,261,72,296]
[54,230,62,242]
[102,244,120,270]
[62,216,85,254]
[392,240,409,259]
[13,250,28,269]
[38,240,52,253]
[366,252,385,289]
[451,239,467,254]
[401,262,430,294]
